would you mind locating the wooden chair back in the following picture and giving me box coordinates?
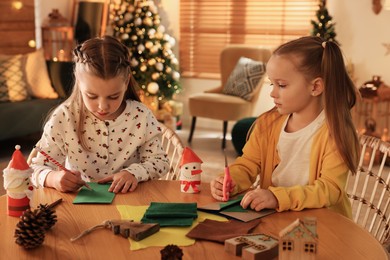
[159,123,184,180]
[346,134,390,243]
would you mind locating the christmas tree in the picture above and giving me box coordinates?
[310,0,339,44]
[110,0,182,103]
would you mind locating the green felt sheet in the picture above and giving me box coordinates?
[141,202,198,227]
[73,183,115,204]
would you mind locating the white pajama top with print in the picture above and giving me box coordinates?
[31,100,169,188]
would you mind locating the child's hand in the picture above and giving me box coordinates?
[45,170,86,193]
[240,187,278,211]
[210,175,236,201]
[98,170,138,193]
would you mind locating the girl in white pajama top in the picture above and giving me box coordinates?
[31,36,169,193]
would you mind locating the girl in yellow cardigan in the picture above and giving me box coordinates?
[210,36,359,218]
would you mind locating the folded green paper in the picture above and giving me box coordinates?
[141,202,198,227]
[73,183,115,204]
[220,195,246,212]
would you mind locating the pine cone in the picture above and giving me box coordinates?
[160,244,183,260]
[14,208,46,249]
[37,203,58,231]
[14,198,62,249]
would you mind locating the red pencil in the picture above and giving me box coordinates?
[34,146,92,190]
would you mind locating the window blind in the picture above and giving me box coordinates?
[180,0,319,78]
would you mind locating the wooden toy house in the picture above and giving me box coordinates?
[225,233,279,260]
[278,217,318,260]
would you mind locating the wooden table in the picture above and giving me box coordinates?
[0,181,388,259]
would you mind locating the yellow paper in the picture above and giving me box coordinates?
[116,205,227,250]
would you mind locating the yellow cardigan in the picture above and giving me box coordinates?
[229,110,352,218]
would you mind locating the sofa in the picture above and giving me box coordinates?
[0,49,73,141]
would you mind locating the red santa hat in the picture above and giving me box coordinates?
[180,147,203,167]
[9,145,30,171]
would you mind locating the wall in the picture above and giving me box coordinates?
[0,0,35,54]
[328,0,390,86]
[36,0,390,130]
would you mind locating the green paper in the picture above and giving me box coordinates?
[220,195,244,210]
[142,217,195,227]
[141,202,198,227]
[73,183,115,204]
[221,204,248,212]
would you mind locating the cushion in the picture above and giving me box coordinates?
[24,49,59,99]
[0,55,30,102]
[0,49,59,100]
[222,57,266,101]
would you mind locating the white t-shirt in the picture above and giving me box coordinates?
[272,111,325,187]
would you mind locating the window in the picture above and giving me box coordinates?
[180,0,319,78]
[304,242,316,253]
[282,240,294,251]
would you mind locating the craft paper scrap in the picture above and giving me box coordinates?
[116,205,227,250]
[221,209,276,222]
[198,195,243,211]
[198,195,275,222]
[73,183,115,204]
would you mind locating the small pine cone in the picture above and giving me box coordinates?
[160,244,183,260]
[14,209,46,249]
[37,203,58,231]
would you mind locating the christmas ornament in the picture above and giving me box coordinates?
[147,82,159,94]
[3,145,33,217]
[137,44,145,52]
[155,62,163,71]
[148,58,156,66]
[179,147,203,193]
[145,41,153,49]
[152,72,160,80]
[14,198,62,249]
[172,71,180,81]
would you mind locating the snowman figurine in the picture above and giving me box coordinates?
[3,145,33,217]
[179,147,203,193]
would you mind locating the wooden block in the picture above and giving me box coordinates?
[109,220,160,241]
[127,222,160,241]
[242,243,278,260]
[225,234,278,260]
[225,237,249,256]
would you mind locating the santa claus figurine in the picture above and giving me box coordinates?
[3,145,34,217]
[179,147,203,193]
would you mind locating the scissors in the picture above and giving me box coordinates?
[222,150,232,201]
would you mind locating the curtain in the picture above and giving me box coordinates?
[180,0,319,78]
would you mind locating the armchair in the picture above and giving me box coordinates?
[187,45,271,149]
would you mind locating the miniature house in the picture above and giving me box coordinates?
[278,217,318,260]
[225,233,279,260]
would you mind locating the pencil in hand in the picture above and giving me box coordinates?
[34,146,92,190]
